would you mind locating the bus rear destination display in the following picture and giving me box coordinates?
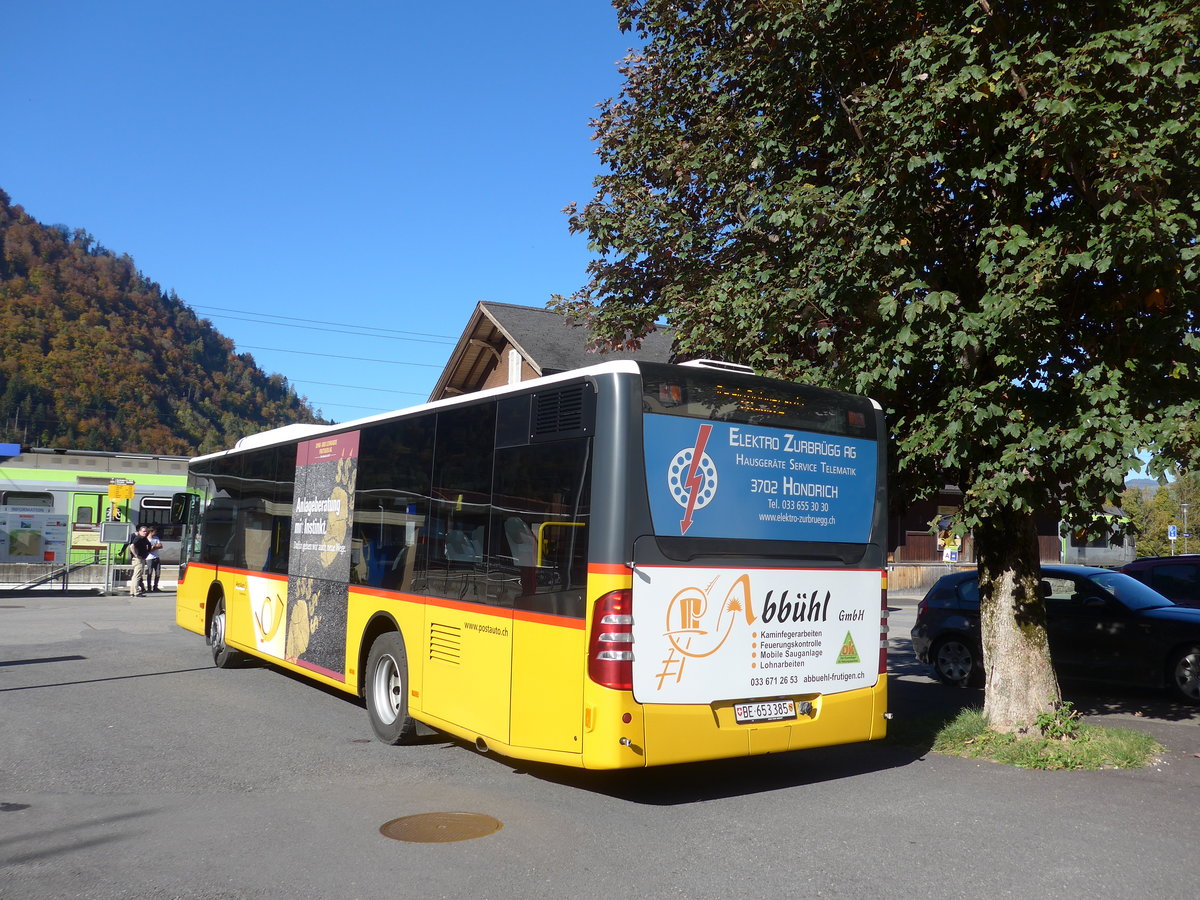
[643,414,877,543]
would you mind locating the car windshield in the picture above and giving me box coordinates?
[1087,571,1175,610]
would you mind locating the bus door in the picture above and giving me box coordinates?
[508,517,589,754]
[502,397,594,754]
[419,403,512,744]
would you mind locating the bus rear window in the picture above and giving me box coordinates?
[639,363,877,440]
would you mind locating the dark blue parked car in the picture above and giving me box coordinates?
[910,565,1200,703]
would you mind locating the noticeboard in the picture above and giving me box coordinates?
[100,522,133,545]
[108,480,136,501]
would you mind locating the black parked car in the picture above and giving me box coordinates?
[1120,555,1200,608]
[910,565,1200,703]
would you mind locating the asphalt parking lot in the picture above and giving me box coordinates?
[2,588,1199,900]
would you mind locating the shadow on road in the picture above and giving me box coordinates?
[512,738,926,805]
[510,670,982,805]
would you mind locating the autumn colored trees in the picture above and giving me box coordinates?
[0,189,324,455]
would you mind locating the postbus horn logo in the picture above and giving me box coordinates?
[668,424,717,534]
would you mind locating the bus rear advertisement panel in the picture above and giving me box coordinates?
[644,414,877,542]
[630,565,881,706]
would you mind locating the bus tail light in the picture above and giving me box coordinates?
[588,589,634,690]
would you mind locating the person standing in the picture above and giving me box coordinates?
[127,524,152,597]
[145,526,164,592]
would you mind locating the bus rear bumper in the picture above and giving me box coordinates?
[634,678,888,768]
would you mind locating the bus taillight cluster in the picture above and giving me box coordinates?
[588,590,634,690]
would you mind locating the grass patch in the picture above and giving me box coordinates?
[929,706,1163,770]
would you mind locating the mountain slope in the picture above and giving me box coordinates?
[0,188,326,455]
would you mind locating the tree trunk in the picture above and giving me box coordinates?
[976,506,1061,732]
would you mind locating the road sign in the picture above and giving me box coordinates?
[1168,524,1178,541]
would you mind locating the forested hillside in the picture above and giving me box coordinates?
[0,188,326,455]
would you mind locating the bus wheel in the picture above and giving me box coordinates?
[366,632,417,745]
[209,597,245,669]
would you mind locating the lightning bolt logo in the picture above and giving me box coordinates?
[680,424,714,534]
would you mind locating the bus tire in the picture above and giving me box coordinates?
[366,632,418,745]
[209,596,247,669]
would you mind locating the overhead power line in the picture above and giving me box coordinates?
[289,379,426,397]
[308,400,398,413]
[191,304,457,340]
[194,309,457,346]
[239,345,444,368]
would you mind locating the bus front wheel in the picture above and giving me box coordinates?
[366,632,418,745]
[209,596,247,669]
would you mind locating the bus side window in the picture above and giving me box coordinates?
[491,437,591,616]
[355,415,435,593]
[428,405,496,603]
[195,454,245,567]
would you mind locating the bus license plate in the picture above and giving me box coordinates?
[734,700,796,724]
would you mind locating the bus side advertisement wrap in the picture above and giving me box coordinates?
[285,430,361,680]
[631,566,881,705]
[642,414,877,543]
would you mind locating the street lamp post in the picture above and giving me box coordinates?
[1183,503,1191,556]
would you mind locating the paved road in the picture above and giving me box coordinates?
[1,591,1198,900]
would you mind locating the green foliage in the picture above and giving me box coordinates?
[560,0,1199,726]
[931,707,1161,770]
[1034,700,1082,740]
[559,0,1200,531]
[0,190,327,454]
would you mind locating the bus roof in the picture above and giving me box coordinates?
[192,359,647,463]
[192,358,882,464]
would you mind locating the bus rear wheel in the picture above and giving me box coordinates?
[366,632,418,744]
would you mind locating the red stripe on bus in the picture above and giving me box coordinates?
[587,563,630,576]
[187,564,287,583]
[513,609,586,629]
[353,587,582,629]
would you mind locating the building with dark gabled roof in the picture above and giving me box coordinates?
[430,301,674,401]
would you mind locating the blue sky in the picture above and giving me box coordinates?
[1,1,631,423]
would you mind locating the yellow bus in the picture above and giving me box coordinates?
[174,360,889,768]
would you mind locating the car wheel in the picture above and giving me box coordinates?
[365,632,418,744]
[1168,645,1200,703]
[931,636,977,687]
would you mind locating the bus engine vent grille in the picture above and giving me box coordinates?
[531,384,594,442]
[429,623,461,664]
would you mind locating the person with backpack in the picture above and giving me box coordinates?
[127,524,152,597]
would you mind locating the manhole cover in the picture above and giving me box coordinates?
[380,812,503,843]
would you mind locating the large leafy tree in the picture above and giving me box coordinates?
[559,0,1200,729]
